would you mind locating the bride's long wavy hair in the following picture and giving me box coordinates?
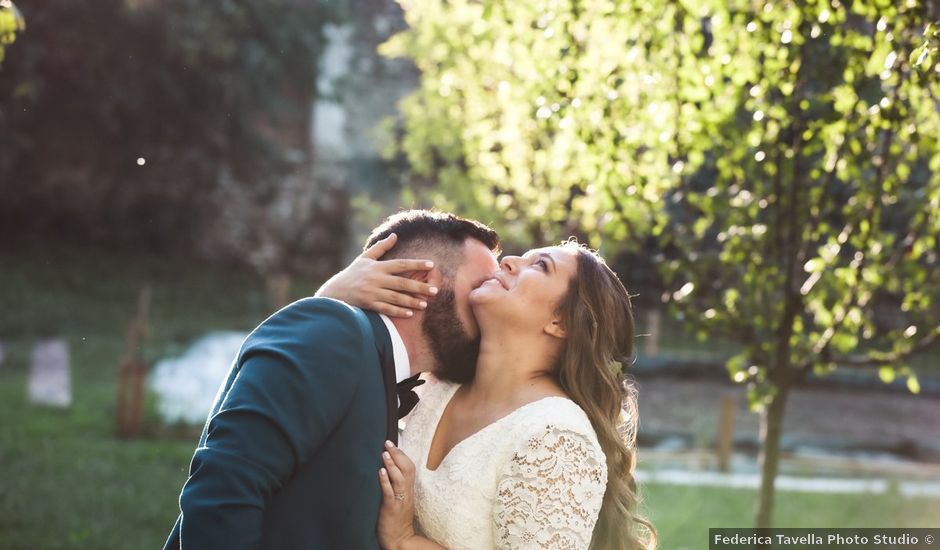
[553,242,657,550]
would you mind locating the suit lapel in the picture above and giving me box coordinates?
[364,311,399,445]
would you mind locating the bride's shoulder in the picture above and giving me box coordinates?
[512,397,603,450]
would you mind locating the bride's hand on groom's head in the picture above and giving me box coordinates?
[315,233,440,318]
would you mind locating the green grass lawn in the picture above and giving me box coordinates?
[0,244,274,549]
[1,244,938,549]
[642,484,940,550]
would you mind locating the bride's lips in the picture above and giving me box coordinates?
[482,275,509,290]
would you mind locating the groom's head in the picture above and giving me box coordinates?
[365,210,500,382]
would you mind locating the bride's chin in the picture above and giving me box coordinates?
[469,292,504,320]
[469,286,501,304]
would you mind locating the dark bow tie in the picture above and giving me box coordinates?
[396,374,425,419]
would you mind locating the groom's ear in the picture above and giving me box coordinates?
[543,317,567,339]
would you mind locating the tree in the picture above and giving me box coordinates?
[657,1,940,528]
[385,0,940,530]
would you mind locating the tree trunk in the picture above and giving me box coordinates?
[755,381,791,531]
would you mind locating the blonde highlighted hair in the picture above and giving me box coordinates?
[553,241,657,550]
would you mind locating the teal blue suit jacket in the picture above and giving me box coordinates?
[164,298,392,549]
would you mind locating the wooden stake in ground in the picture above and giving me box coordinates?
[717,394,736,473]
[116,286,151,438]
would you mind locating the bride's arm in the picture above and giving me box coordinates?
[377,441,449,550]
[316,233,439,318]
[492,426,607,550]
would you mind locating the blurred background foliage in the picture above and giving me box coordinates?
[0,0,331,252]
[0,0,25,63]
[383,0,940,526]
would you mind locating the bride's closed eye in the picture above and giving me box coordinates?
[533,254,556,272]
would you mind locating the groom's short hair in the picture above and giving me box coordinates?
[365,210,500,276]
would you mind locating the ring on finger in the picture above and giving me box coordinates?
[394,492,406,501]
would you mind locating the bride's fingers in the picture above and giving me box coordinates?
[378,468,395,501]
[377,289,428,311]
[385,441,415,475]
[379,259,436,275]
[362,233,398,260]
[382,451,406,492]
[382,275,438,297]
[368,302,415,319]
[362,234,399,261]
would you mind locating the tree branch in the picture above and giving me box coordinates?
[831,325,940,368]
[807,26,914,365]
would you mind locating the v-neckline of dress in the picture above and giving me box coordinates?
[423,383,570,472]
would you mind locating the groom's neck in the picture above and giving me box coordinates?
[389,316,433,376]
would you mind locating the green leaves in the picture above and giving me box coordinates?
[878,366,896,383]
[911,23,940,78]
[0,0,25,64]
[390,0,940,411]
[384,0,685,247]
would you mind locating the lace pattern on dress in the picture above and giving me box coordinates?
[493,425,607,550]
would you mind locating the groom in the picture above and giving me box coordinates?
[164,210,500,549]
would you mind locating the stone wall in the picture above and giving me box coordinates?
[198,0,421,277]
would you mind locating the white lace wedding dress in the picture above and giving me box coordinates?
[400,376,608,550]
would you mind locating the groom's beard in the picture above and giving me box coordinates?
[421,286,479,383]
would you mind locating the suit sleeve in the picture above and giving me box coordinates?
[177,298,371,549]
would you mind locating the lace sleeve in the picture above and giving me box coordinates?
[493,424,608,550]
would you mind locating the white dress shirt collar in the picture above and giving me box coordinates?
[379,314,412,384]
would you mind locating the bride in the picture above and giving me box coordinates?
[330,240,656,550]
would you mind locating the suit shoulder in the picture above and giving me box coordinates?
[242,298,373,361]
[294,296,362,316]
[258,297,366,332]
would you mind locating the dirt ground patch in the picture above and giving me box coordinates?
[635,375,940,460]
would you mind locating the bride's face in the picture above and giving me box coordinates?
[469,245,579,336]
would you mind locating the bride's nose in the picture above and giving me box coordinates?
[500,256,522,273]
